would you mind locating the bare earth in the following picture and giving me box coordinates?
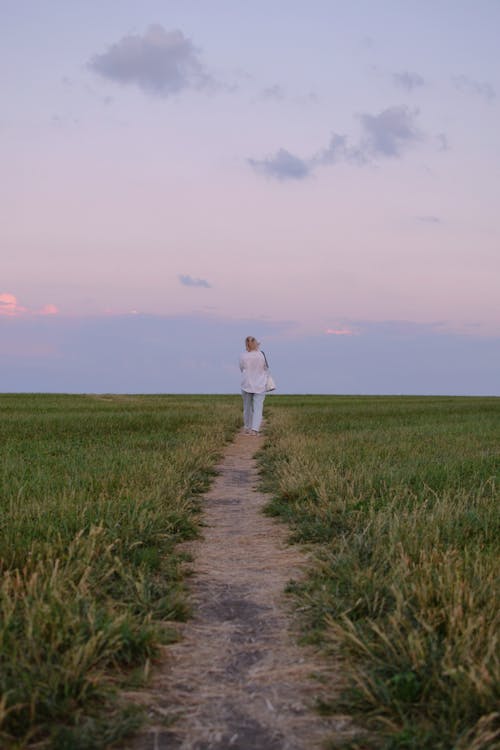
[122,430,354,750]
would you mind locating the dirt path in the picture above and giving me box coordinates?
[123,430,353,750]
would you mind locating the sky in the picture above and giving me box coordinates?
[1,0,499,394]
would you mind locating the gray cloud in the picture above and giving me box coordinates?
[258,85,318,106]
[248,148,311,180]
[249,106,423,181]
[247,133,365,182]
[51,114,80,127]
[259,84,285,101]
[393,71,425,92]
[248,133,368,181]
[359,106,421,157]
[437,132,449,152]
[452,75,495,102]
[179,274,211,288]
[89,24,211,96]
[311,133,367,167]
[416,215,441,224]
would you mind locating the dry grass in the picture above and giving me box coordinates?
[260,396,500,749]
[0,394,241,749]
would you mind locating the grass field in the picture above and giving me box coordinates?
[0,394,241,749]
[260,396,500,750]
[1,394,498,749]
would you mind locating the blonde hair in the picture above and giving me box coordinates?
[245,336,259,352]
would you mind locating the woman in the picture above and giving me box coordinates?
[239,336,268,435]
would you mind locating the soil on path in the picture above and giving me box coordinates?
[122,430,354,750]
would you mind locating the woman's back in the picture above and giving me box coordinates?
[239,349,266,393]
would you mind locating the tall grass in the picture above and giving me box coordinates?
[260,396,500,749]
[0,394,241,749]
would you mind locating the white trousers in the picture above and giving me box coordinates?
[241,390,266,432]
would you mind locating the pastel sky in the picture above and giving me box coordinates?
[1,1,499,394]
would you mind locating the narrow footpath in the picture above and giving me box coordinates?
[123,430,353,750]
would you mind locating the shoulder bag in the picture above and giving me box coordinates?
[261,350,276,392]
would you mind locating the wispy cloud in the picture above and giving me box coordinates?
[40,304,59,315]
[249,106,423,181]
[416,215,441,224]
[393,71,425,92]
[452,75,495,102]
[436,132,449,151]
[322,318,484,338]
[259,84,286,101]
[352,319,449,336]
[89,24,212,97]
[311,133,367,167]
[178,274,212,288]
[325,327,356,336]
[0,293,58,317]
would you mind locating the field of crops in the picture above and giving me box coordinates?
[260,396,500,750]
[0,394,241,749]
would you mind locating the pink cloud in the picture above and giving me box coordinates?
[0,292,58,317]
[39,304,59,315]
[0,293,27,316]
[325,327,356,336]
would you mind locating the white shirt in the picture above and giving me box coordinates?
[239,350,267,393]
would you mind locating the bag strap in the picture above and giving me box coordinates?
[261,350,270,369]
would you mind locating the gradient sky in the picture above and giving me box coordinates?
[1,1,499,394]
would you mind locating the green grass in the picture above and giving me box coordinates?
[3,394,499,748]
[0,394,241,749]
[259,396,500,750]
